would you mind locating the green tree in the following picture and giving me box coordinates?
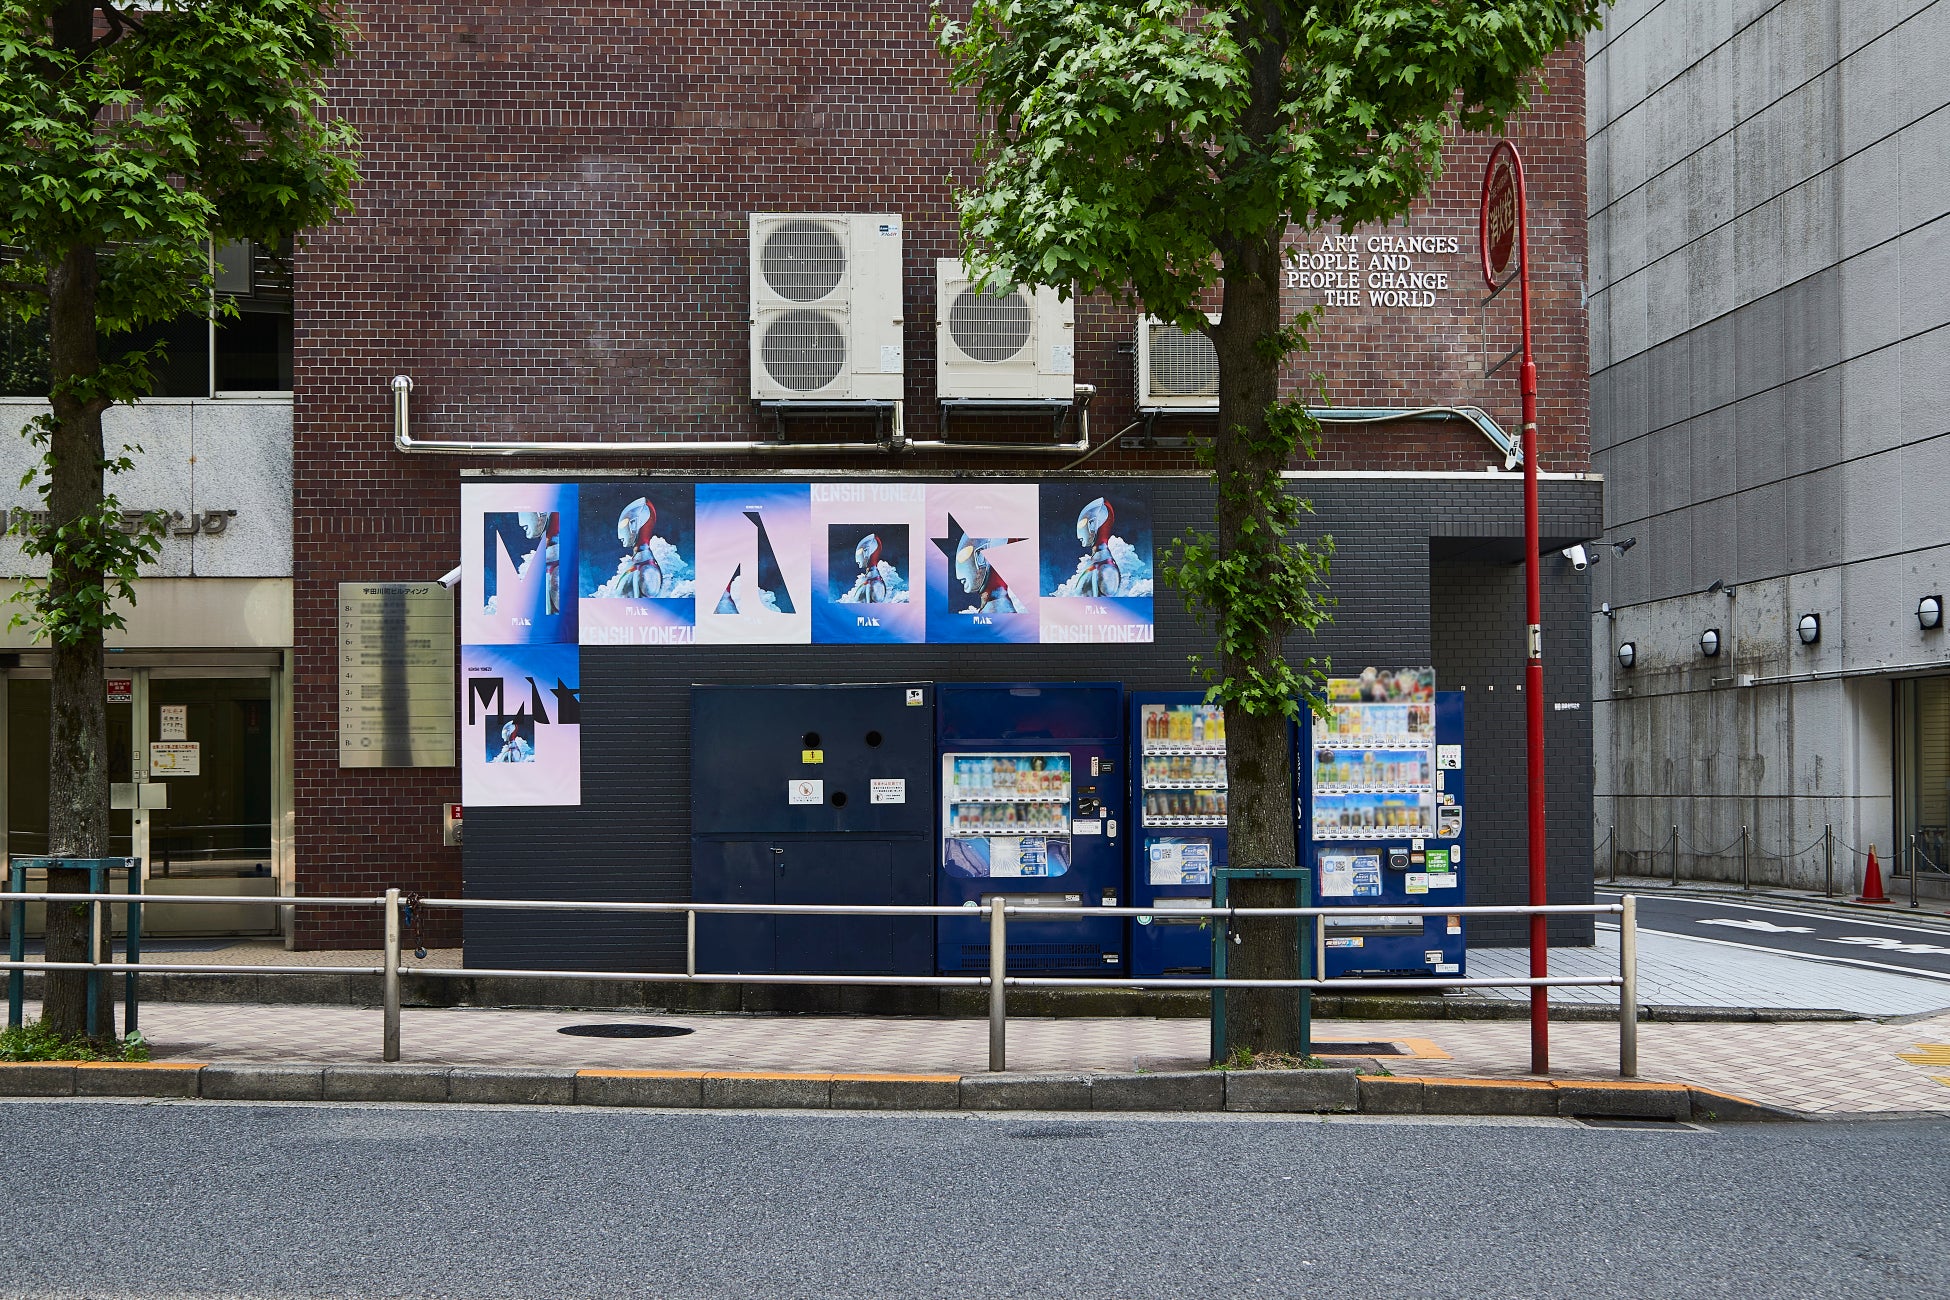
[939,0,1604,1054]
[0,1,356,1041]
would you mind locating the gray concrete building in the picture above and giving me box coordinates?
[1586,0,1950,893]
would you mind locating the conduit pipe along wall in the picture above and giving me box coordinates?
[388,376,1518,462]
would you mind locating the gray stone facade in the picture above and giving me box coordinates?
[1587,1,1950,886]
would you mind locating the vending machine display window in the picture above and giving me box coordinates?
[941,752,1073,878]
[1309,698,1436,841]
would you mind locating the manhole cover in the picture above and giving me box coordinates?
[556,1024,695,1039]
[1312,1041,1407,1056]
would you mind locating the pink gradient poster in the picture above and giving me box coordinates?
[693,483,812,645]
[924,482,1040,644]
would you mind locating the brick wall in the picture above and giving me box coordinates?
[291,4,1591,945]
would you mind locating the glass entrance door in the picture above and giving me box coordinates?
[1897,676,1950,884]
[141,676,277,933]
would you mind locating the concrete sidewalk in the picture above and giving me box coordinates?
[23,998,1950,1118]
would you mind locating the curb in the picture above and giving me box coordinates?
[0,1061,1809,1122]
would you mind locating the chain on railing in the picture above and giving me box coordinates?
[1596,820,1933,898]
[1,887,1640,1079]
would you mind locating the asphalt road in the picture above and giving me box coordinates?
[4,1101,1947,1299]
[1598,892,1950,983]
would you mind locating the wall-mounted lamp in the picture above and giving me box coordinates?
[1920,595,1943,631]
[1797,613,1820,645]
[1699,628,1721,657]
[1617,642,1636,669]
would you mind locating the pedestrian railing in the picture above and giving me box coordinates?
[4,890,1639,1079]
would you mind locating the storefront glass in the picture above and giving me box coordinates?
[1897,676,1950,878]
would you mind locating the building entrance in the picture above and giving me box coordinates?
[3,656,289,937]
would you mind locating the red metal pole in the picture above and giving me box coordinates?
[1509,149,1549,1075]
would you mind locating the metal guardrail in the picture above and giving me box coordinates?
[2,889,1639,1079]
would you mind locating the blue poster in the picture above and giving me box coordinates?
[1037,481,1155,644]
[577,481,696,645]
[809,481,926,643]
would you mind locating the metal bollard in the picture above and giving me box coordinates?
[1619,895,1638,1079]
[382,888,401,1063]
[1609,824,1618,883]
[1670,825,1680,886]
[1912,833,1921,909]
[988,897,1007,1072]
[685,909,696,978]
[1740,825,1750,891]
[1824,824,1834,897]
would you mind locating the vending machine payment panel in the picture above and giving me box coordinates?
[1129,691,1228,977]
[936,682,1125,974]
[1298,674,1465,978]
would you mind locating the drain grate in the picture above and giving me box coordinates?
[556,1024,696,1039]
[1311,1042,1407,1056]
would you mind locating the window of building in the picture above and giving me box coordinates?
[0,238,293,399]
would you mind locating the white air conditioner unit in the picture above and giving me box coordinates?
[750,213,903,402]
[935,259,1073,401]
[1137,314,1220,411]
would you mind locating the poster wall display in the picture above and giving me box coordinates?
[924,482,1041,644]
[809,481,926,644]
[459,643,582,807]
[1037,481,1156,644]
[693,483,813,645]
[460,483,579,646]
[576,480,696,645]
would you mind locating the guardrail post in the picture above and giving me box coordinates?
[1823,824,1834,897]
[988,897,1007,1072]
[1670,825,1679,886]
[685,908,696,978]
[86,862,104,1042]
[1740,824,1750,891]
[382,888,401,1063]
[7,861,24,1028]
[1618,895,1638,1079]
[1911,833,1921,909]
[1608,824,1617,883]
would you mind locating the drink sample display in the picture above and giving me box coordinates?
[1309,689,1436,840]
[1137,702,1226,827]
[944,752,1071,836]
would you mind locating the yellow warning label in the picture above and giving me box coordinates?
[801,749,824,765]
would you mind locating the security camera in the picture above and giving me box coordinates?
[437,565,462,589]
[1562,545,1590,571]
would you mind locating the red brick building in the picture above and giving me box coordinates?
[280,5,1595,955]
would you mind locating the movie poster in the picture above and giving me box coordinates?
[459,643,581,806]
[924,482,1040,644]
[460,483,578,645]
[1036,480,1155,644]
[693,482,812,645]
[576,481,696,645]
[809,481,926,644]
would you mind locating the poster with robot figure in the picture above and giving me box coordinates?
[576,481,696,645]
[924,482,1041,644]
[1036,481,1155,644]
[809,481,925,644]
[460,483,578,645]
[459,643,581,806]
[693,483,812,645]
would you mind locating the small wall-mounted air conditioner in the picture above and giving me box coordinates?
[1136,314,1220,411]
[935,259,1073,401]
[750,213,903,402]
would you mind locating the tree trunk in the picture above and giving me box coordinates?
[1211,229,1301,1057]
[41,240,115,1044]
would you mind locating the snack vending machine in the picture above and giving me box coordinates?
[1298,671,1466,978]
[935,682,1126,975]
[1129,692,1228,977]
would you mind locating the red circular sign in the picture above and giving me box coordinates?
[1480,146,1522,287]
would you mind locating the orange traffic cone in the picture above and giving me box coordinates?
[1857,844,1891,904]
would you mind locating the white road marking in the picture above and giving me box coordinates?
[1600,894,1950,938]
[1613,925,1950,986]
[1698,918,1816,934]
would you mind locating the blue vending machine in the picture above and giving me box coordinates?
[1298,674,1466,977]
[936,682,1127,975]
[1129,692,1228,977]
[691,682,936,975]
